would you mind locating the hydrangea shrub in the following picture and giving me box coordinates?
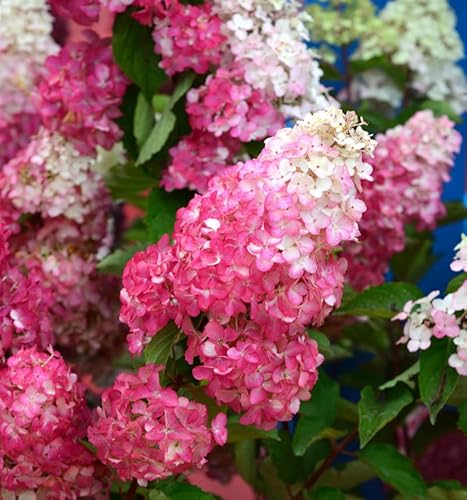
[0,0,466,499]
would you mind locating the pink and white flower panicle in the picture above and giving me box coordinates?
[344,110,461,290]
[120,108,376,429]
[394,235,467,376]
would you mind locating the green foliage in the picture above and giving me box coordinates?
[336,282,423,319]
[97,242,148,275]
[145,188,192,242]
[113,10,167,99]
[233,440,257,486]
[134,92,154,147]
[143,322,182,366]
[419,338,459,424]
[307,486,345,500]
[148,480,215,500]
[358,385,413,447]
[293,372,339,455]
[267,431,331,485]
[446,273,467,294]
[227,417,280,443]
[391,227,438,283]
[439,201,467,226]
[137,109,176,166]
[359,443,427,497]
[104,162,155,207]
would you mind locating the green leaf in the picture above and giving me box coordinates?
[379,361,419,390]
[439,201,467,226]
[149,480,215,500]
[315,460,374,491]
[227,416,280,443]
[446,273,467,294]
[395,484,467,500]
[137,109,176,165]
[391,229,438,283]
[457,399,467,434]
[112,10,167,99]
[359,442,426,497]
[358,385,413,447]
[169,72,196,108]
[342,321,389,352]
[308,487,345,500]
[104,162,154,205]
[233,440,257,486]
[258,458,289,500]
[134,92,154,147]
[97,242,148,275]
[145,188,192,242]
[293,372,339,455]
[307,329,331,351]
[267,431,330,484]
[143,321,181,366]
[448,377,467,406]
[419,338,459,424]
[419,100,462,124]
[336,282,423,319]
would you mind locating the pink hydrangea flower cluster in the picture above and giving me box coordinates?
[153,2,225,76]
[35,31,128,155]
[0,347,108,497]
[344,110,461,290]
[49,0,100,25]
[13,219,122,359]
[0,235,54,360]
[186,64,283,142]
[394,236,467,376]
[120,108,376,428]
[88,364,227,485]
[161,131,242,193]
[0,128,122,362]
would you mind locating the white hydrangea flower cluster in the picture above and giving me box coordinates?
[394,235,467,376]
[212,0,331,119]
[0,0,57,60]
[0,0,58,166]
[355,0,466,113]
[348,69,403,107]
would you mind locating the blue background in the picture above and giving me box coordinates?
[306,0,466,293]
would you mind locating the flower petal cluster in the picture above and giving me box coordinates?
[161,131,242,193]
[49,0,100,25]
[0,347,108,497]
[121,108,375,427]
[0,1,56,168]
[0,0,57,59]
[355,0,467,114]
[88,364,227,485]
[153,2,226,76]
[343,111,461,290]
[0,237,54,359]
[212,0,330,119]
[0,129,123,363]
[35,32,128,155]
[394,236,467,376]
[1,129,111,230]
[14,219,122,359]
[451,234,467,273]
[186,64,283,142]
